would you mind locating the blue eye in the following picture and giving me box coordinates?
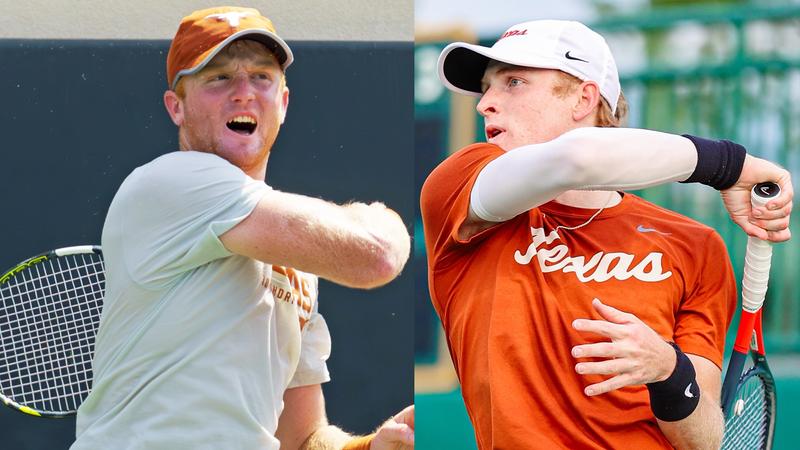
[509,78,522,87]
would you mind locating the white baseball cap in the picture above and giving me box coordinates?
[438,20,621,113]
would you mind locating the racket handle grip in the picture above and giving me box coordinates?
[742,238,771,312]
[741,182,780,313]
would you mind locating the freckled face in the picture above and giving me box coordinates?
[166,40,289,175]
[478,64,575,150]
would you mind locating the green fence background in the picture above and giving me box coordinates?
[414,4,800,448]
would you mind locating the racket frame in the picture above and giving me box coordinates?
[0,245,103,418]
[721,182,780,448]
[721,311,777,449]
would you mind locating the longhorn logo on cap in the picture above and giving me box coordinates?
[205,11,255,27]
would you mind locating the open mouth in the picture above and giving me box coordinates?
[226,115,257,135]
[486,126,504,140]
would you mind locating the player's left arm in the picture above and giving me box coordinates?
[656,354,723,450]
[275,384,340,450]
[276,384,414,450]
[571,300,723,450]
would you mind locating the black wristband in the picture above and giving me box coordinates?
[680,134,746,190]
[646,342,700,422]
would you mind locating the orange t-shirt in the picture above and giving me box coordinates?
[420,143,736,450]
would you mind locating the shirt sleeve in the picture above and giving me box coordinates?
[288,275,332,388]
[469,127,697,222]
[673,229,737,369]
[420,144,505,269]
[116,151,269,288]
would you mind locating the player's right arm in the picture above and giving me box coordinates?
[463,127,792,241]
[220,191,410,289]
[721,155,793,241]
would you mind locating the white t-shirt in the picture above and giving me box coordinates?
[72,151,331,450]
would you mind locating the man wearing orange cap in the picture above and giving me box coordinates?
[71,7,412,450]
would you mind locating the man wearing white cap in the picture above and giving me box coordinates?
[72,7,413,450]
[421,20,792,449]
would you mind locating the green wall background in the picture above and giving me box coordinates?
[0,39,414,448]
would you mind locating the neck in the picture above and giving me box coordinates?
[554,190,621,209]
[247,161,268,181]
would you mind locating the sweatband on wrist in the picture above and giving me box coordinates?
[342,433,375,450]
[646,342,701,422]
[680,134,746,190]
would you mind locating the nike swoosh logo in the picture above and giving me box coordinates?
[636,225,672,236]
[565,51,589,63]
[685,383,694,398]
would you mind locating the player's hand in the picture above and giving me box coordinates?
[721,154,793,242]
[571,299,676,396]
[370,405,414,450]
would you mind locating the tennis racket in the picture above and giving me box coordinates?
[0,245,105,418]
[720,182,780,450]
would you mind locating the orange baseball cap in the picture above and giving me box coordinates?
[166,6,293,90]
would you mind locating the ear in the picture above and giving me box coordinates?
[163,90,184,127]
[572,81,601,123]
[278,86,290,125]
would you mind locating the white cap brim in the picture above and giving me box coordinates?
[437,42,566,97]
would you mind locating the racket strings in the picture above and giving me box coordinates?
[721,372,774,449]
[0,256,100,413]
[2,256,103,413]
[1,273,102,347]
[0,257,102,297]
[1,272,102,343]
[0,253,104,414]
